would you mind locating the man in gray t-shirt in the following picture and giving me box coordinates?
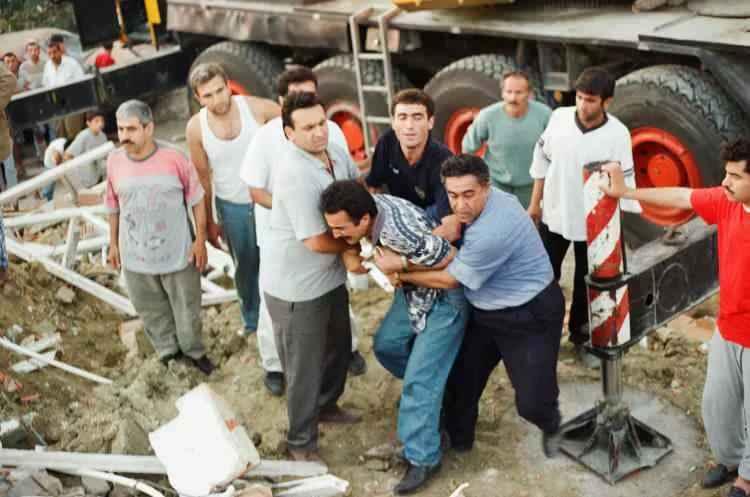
[261,92,362,464]
[64,110,108,189]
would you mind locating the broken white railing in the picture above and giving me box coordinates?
[1,141,238,317]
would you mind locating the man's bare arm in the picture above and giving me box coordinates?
[186,116,222,247]
[399,269,460,289]
[250,187,272,209]
[107,213,120,269]
[246,96,281,124]
[303,232,350,254]
[600,162,693,210]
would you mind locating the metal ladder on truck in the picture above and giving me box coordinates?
[348,6,401,158]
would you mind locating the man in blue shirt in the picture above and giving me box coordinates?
[321,180,469,495]
[393,154,565,455]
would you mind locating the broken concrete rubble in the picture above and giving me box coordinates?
[55,286,76,305]
[81,475,111,496]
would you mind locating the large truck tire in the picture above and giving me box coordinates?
[609,64,750,245]
[187,41,284,114]
[314,55,411,164]
[424,54,543,153]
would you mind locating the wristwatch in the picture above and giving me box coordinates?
[400,255,409,272]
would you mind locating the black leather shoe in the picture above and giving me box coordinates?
[728,486,749,497]
[394,462,441,495]
[702,464,737,489]
[159,351,181,366]
[190,355,216,375]
[348,351,367,376]
[542,429,562,458]
[264,372,285,396]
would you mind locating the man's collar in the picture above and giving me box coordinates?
[574,111,608,134]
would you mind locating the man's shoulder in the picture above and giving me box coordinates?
[375,128,398,149]
[154,141,190,162]
[604,113,630,136]
[528,100,552,118]
[426,136,453,161]
[478,102,503,118]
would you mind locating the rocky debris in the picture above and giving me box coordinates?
[5,324,24,342]
[60,486,85,497]
[55,286,77,305]
[81,475,111,496]
[8,470,63,497]
[111,418,151,455]
[34,320,57,336]
[236,484,273,497]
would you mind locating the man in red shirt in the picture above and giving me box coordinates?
[602,138,750,497]
[95,42,115,69]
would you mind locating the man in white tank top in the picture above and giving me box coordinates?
[186,63,280,338]
[240,66,367,396]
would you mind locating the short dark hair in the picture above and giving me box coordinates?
[277,66,318,98]
[392,89,435,118]
[574,67,615,101]
[46,39,62,50]
[2,52,16,60]
[320,180,378,224]
[103,41,113,51]
[85,109,105,122]
[441,154,491,185]
[720,138,750,173]
[49,34,65,44]
[282,91,323,130]
[502,70,531,88]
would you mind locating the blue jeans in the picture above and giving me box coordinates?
[0,213,7,270]
[2,154,17,190]
[374,288,469,467]
[215,197,260,331]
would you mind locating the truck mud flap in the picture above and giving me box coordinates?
[7,75,98,129]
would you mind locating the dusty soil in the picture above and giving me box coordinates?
[0,251,728,497]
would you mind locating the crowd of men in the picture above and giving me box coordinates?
[1,51,750,496]
[0,35,115,192]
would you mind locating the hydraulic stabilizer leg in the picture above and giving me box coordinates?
[558,162,672,483]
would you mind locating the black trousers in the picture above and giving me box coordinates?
[538,223,589,344]
[444,281,565,449]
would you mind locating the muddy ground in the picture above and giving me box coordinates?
[0,252,728,497]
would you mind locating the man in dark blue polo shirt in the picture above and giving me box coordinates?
[392,154,566,458]
[366,89,454,227]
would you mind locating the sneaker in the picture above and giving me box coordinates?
[348,350,367,376]
[393,462,441,495]
[190,355,216,375]
[264,371,285,396]
[574,344,601,370]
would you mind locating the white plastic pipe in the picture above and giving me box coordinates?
[0,337,112,385]
[59,468,165,497]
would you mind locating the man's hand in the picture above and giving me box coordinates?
[527,202,542,226]
[432,214,462,242]
[52,150,63,166]
[190,239,208,272]
[107,244,121,269]
[206,221,223,249]
[386,272,403,288]
[599,162,629,199]
[342,249,367,274]
[373,247,404,273]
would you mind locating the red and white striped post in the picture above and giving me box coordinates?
[583,161,631,348]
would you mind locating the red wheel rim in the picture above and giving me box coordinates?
[444,107,486,157]
[631,127,702,226]
[227,80,250,96]
[326,101,377,166]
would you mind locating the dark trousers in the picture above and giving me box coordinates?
[539,223,589,344]
[445,281,565,448]
[264,284,352,451]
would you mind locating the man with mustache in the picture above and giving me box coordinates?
[186,62,280,338]
[462,71,551,209]
[527,67,641,368]
[600,138,750,497]
[387,154,566,460]
[106,100,214,375]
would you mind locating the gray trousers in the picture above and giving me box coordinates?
[265,284,352,450]
[123,264,206,360]
[702,330,750,479]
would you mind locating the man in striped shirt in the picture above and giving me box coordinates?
[321,180,468,495]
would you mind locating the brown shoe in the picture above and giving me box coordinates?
[288,448,326,465]
[319,405,362,424]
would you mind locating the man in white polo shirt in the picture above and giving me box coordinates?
[528,67,640,368]
[42,37,86,141]
[261,92,362,463]
[186,62,279,338]
[240,66,366,396]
